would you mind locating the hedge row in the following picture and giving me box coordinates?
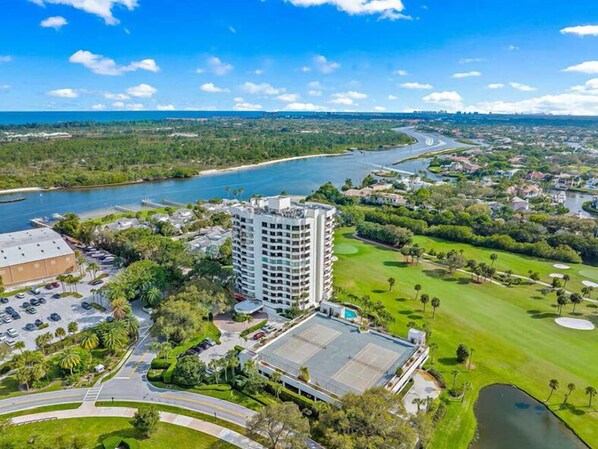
[240,320,268,338]
[147,369,164,382]
[264,380,320,415]
[162,362,177,384]
[150,358,173,370]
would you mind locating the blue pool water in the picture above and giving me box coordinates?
[344,309,358,319]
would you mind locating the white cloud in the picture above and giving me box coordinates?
[300,66,311,72]
[233,100,262,111]
[313,55,340,74]
[571,78,598,93]
[47,88,78,98]
[126,83,157,98]
[330,91,367,105]
[157,104,176,110]
[284,102,326,111]
[452,71,481,79]
[400,82,432,89]
[423,91,463,111]
[286,0,408,20]
[69,50,159,76]
[253,69,264,75]
[507,45,519,51]
[91,104,106,110]
[388,94,398,100]
[40,16,68,29]
[200,82,230,93]
[104,92,130,100]
[509,82,536,92]
[467,92,598,115]
[459,57,485,64]
[563,60,598,74]
[242,82,284,95]
[228,25,237,34]
[207,56,233,75]
[560,25,598,37]
[31,0,138,25]
[307,81,322,89]
[0,56,12,63]
[393,69,408,76]
[308,90,322,96]
[487,83,505,89]
[277,93,300,102]
[374,106,386,111]
[0,84,11,90]
[112,101,144,110]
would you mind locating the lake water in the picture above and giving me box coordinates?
[470,384,589,449]
[0,127,461,233]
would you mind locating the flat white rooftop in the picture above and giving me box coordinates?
[0,228,74,268]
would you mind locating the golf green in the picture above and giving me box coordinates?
[334,242,359,255]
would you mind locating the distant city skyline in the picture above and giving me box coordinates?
[1,0,598,114]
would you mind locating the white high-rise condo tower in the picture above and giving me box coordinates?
[231,196,336,311]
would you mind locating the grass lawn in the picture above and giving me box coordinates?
[410,234,598,294]
[2,417,236,449]
[0,376,62,400]
[333,228,598,449]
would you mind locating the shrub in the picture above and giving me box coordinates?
[132,406,160,438]
[456,344,470,363]
[147,369,164,382]
[264,380,320,415]
[172,355,206,387]
[240,320,268,338]
[162,363,176,384]
[150,358,173,370]
[196,383,232,391]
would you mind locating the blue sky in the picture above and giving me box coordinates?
[1,0,598,114]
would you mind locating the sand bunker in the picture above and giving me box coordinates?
[582,280,598,288]
[555,317,595,331]
[549,273,564,278]
[553,264,570,270]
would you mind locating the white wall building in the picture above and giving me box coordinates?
[231,196,336,310]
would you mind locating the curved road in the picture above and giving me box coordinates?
[0,330,323,448]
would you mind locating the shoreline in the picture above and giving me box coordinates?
[0,186,47,196]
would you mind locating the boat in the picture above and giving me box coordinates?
[0,197,25,204]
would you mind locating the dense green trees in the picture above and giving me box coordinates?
[356,222,413,248]
[248,402,310,449]
[0,119,413,189]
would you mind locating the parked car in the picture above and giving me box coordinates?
[30,298,40,306]
[91,279,104,286]
[38,297,47,304]
[5,307,15,315]
[204,338,217,346]
[50,313,61,321]
[26,307,37,314]
[52,293,61,299]
[252,331,266,340]
[15,293,25,299]
[45,283,54,290]
[81,302,92,310]
[2,315,12,323]
[22,302,30,309]
[51,282,60,288]
[34,319,43,327]
[6,340,15,347]
[25,323,35,331]
[6,328,18,338]
[30,288,40,295]
[11,312,21,320]
[0,297,8,304]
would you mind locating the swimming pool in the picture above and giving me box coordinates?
[344,308,358,319]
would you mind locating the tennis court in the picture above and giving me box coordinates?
[332,343,400,391]
[273,324,341,364]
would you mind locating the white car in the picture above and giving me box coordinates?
[30,288,41,295]
[15,293,25,299]
[6,328,18,338]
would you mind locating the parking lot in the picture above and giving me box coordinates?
[0,250,120,351]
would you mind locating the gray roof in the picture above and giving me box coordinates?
[0,228,74,268]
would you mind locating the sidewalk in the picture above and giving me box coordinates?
[10,405,264,449]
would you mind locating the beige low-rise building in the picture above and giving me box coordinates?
[0,228,76,287]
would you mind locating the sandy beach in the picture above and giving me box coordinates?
[0,186,46,196]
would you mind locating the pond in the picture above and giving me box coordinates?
[470,384,588,449]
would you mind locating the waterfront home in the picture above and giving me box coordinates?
[510,196,530,212]
[103,218,144,233]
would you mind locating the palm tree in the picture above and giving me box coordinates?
[547,379,559,402]
[556,294,569,316]
[58,348,81,375]
[581,286,592,298]
[141,286,162,308]
[562,274,570,289]
[209,360,221,384]
[420,293,430,313]
[80,332,99,351]
[387,277,395,292]
[562,383,576,407]
[67,321,78,335]
[86,262,100,280]
[298,366,310,383]
[150,341,173,360]
[570,293,582,313]
[414,284,422,300]
[101,323,128,353]
[490,253,498,267]
[228,354,240,378]
[585,386,596,408]
[56,274,67,293]
[431,297,440,318]
[14,341,25,354]
[270,371,282,399]
[110,297,130,320]
[55,327,66,340]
